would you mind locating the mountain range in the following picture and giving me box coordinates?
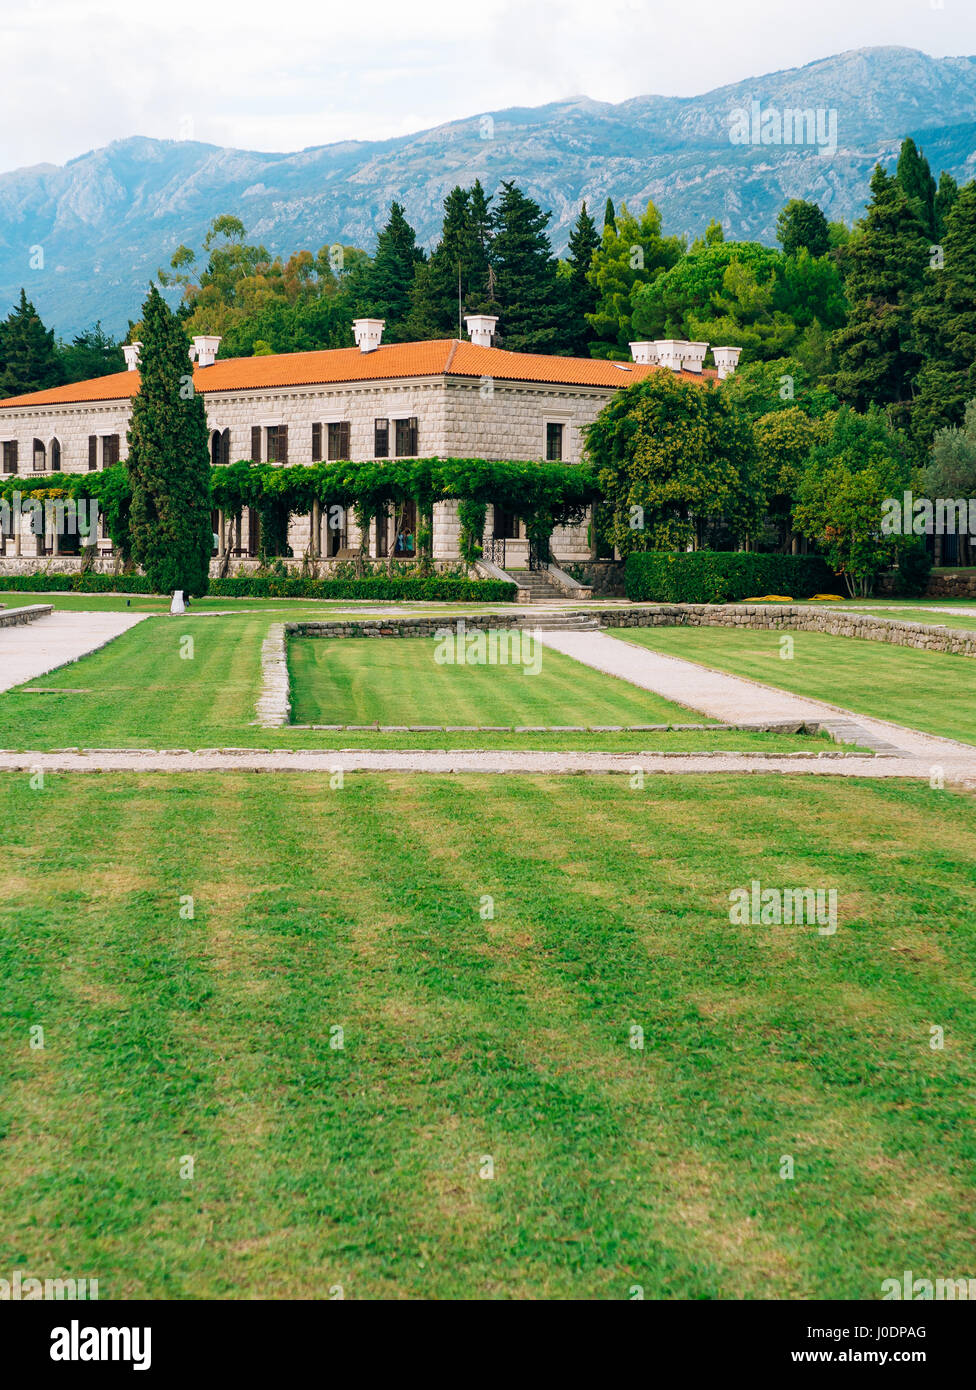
[2,45,975,336]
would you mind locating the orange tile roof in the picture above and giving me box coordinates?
[0,339,716,409]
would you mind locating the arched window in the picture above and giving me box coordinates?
[32,438,46,473]
[210,429,230,466]
[49,438,61,472]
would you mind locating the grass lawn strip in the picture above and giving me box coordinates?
[613,626,976,748]
[0,616,832,754]
[2,773,974,1298]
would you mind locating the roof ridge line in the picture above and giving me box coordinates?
[444,340,460,372]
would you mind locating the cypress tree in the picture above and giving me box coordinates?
[490,182,562,354]
[935,171,960,239]
[895,138,937,240]
[565,202,600,356]
[360,202,426,341]
[828,166,930,423]
[127,285,212,596]
[603,197,616,234]
[911,181,976,454]
[0,289,64,396]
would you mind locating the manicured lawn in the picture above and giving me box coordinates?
[288,635,708,729]
[2,773,974,1299]
[616,625,976,745]
[0,616,829,753]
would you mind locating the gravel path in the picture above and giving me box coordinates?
[538,629,976,763]
[0,610,147,692]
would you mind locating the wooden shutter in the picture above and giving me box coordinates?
[311,423,321,462]
[103,434,119,467]
[339,421,350,459]
[409,417,418,457]
[251,425,261,461]
[278,424,288,464]
[88,435,97,470]
[374,418,389,458]
[221,429,230,466]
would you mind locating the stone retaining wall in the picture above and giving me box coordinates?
[0,603,54,627]
[926,570,976,598]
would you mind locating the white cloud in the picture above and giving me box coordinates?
[0,0,972,169]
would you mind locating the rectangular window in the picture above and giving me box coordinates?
[374,418,389,458]
[394,417,418,457]
[545,422,564,461]
[311,422,322,462]
[250,425,262,462]
[102,434,120,468]
[327,421,350,461]
[2,441,17,474]
[88,435,97,471]
[266,425,288,463]
[32,439,45,472]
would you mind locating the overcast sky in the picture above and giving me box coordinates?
[1,0,973,172]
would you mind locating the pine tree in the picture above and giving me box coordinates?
[775,199,830,258]
[895,138,937,240]
[586,200,683,359]
[406,185,492,338]
[127,285,212,595]
[911,180,976,454]
[489,182,563,354]
[0,289,64,396]
[828,166,930,422]
[360,203,426,342]
[59,322,125,383]
[565,202,600,356]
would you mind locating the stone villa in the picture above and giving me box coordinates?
[0,315,740,577]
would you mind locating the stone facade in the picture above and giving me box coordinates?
[0,371,618,567]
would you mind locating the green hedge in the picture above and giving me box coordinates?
[0,572,516,602]
[0,573,155,594]
[206,576,516,601]
[625,551,838,604]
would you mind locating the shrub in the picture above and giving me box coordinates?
[0,573,154,594]
[625,551,837,603]
[0,572,517,602]
[206,575,515,601]
[891,544,933,597]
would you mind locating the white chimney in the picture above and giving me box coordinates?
[464,314,498,348]
[629,342,661,365]
[679,342,709,374]
[712,346,743,380]
[352,318,385,353]
[651,339,687,372]
[191,335,222,368]
[122,342,142,372]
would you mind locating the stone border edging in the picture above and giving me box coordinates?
[285,604,976,656]
[255,623,290,727]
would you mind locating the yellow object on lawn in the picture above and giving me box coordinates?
[810,594,847,601]
[742,594,793,603]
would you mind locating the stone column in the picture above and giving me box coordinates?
[311,498,320,558]
[218,510,226,558]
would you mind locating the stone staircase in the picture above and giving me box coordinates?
[507,568,566,602]
[510,611,600,632]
